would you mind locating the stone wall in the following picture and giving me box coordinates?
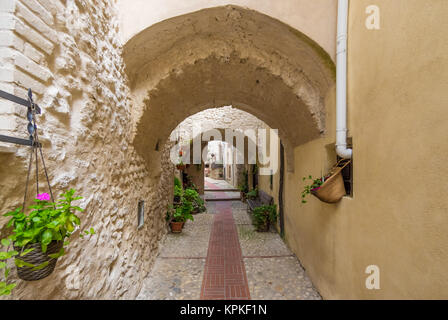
[172,106,266,141]
[0,0,171,299]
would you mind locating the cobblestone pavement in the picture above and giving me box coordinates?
[137,199,321,300]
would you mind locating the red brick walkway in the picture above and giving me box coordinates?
[200,201,251,300]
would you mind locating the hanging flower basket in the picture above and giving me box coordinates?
[14,241,63,281]
[311,160,351,203]
[176,163,186,171]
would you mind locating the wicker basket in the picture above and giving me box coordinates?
[311,160,350,204]
[14,241,63,281]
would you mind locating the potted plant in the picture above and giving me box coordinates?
[301,160,351,204]
[246,188,258,200]
[0,189,95,296]
[252,204,277,232]
[184,188,205,214]
[176,160,186,171]
[173,177,183,203]
[166,200,194,234]
[238,183,248,202]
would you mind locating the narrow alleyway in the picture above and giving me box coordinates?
[137,183,321,300]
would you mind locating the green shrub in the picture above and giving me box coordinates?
[174,185,183,198]
[174,177,182,188]
[184,188,205,213]
[252,204,277,230]
[246,188,258,200]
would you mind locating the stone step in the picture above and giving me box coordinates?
[204,189,239,192]
[205,197,241,202]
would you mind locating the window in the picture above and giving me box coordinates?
[137,200,144,229]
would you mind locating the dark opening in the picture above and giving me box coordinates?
[337,138,353,197]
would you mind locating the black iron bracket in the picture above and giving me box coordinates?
[0,89,42,148]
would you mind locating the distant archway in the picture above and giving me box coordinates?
[123,5,335,174]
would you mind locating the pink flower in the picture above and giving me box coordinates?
[36,193,50,201]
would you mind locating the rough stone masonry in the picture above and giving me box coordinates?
[0,0,172,299]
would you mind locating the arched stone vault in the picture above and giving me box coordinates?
[123,5,335,173]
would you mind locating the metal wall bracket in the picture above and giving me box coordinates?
[0,89,42,147]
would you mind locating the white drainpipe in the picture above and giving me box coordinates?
[336,0,352,159]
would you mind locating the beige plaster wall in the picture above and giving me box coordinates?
[257,0,448,299]
[116,0,337,60]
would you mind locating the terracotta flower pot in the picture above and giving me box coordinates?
[170,221,184,233]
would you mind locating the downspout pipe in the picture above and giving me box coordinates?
[336,0,352,159]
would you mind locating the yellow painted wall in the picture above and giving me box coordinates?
[258,0,448,299]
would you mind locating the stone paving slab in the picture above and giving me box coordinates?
[232,202,252,225]
[205,177,235,190]
[244,256,321,300]
[204,191,240,200]
[159,213,213,258]
[136,258,205,300]
[137,199,321,300]
[237,224,293,257]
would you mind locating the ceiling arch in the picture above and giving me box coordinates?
[123,5,335,173]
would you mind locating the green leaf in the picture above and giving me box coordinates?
[66,221,74,232]
[1,239,10,247]
[5,267,10,278]
[89,227,95,235]
[42,229,53,245]
[41,243,47,253]
[0,251,18,260]
[6,219,14,228]
[32,217,41,223]
[48,247,65,259]
[7,250,18,258]
[32,261,49,271]
[15,258,34,268]
[0,262,6,269]
[0,283,16,296]
[20,248,35,257]
[6,283,16,290]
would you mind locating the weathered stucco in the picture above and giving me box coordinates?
[0,0,171,299]
[116,0,338,62]
[257,0,448,299]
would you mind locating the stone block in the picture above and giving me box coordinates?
[20,0,54,26]
[16,1,57,42]
[14,16,53,55]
